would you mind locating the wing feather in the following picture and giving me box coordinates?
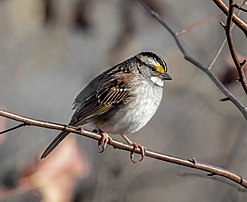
[70,74,133,126]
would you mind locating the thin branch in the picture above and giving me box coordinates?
[137,0,247,120]
[208,37,227,69]
[208,0,246,69]
[0,109,247,189]
[212,0,247,36]
[178,172,247,192]
[176,12,222,36]
[0,123,29,135]
[224,0,247,94]
[233,3,247,12]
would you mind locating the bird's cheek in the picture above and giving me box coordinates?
[150,76,164,87]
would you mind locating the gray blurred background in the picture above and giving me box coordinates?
[0,0,247,201]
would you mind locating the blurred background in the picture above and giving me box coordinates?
[0,0,247,201]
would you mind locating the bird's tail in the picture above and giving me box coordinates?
[41,131,70,159]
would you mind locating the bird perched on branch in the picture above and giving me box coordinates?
[41,52,172,162]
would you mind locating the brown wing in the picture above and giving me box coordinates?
[69,75,132,126]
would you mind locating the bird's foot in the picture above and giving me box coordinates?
[122,135,146,163]
[93,129,112,153]
[130,143,146,163]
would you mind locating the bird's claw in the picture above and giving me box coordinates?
[93,129,112,153]
[130,143,146,163]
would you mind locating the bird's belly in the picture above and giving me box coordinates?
[93,84,163,135]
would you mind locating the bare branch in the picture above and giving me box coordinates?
[176,12,222,36]
[137,0,247,120]
[212,0,247,36]
[225,0,247,94]
[0,123,29,135]
[209,0,246,69]
[208,37,227,69]
[0,108,247,189]
[233,3,247,12]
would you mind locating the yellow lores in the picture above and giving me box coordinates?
[155,64,165,74]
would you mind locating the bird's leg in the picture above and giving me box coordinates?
[122,135,146,163]
[93,129,112,153]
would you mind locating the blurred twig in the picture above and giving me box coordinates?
[176,12,222,36]
[137,0,247,120]
[222,0,247,94]
[233,3,247,12]
[0,123,29,135]
[0,109,247,189]
[208,37,227,69]
[212,0,247,36]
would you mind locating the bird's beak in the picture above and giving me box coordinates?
[163,72,172,80]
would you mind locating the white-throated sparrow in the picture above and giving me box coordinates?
[41,52,172,161]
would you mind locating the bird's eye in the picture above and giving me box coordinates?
[149,65,156,72]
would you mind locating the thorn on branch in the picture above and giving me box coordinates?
[236,78,241,83]
[207,172,216,176]
[220,97,231,102]
[239,175,243,184]
[77,126,85,132]
[240,59,246,67]
[150,10,158,17]
[219,21,226,29]
[189,157,197,165]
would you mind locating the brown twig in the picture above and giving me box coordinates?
[224,0,247,94]
[233,3,247,12]
[176,12,222,36]
[137,0,247,120]
[208,0,246,69]
[0,109,247,189]
[208,37,227,69]
[0,123,29,135]
[212,0,247,36]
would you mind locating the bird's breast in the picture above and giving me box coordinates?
[93,81,163,135]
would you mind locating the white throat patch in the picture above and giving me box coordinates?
[151,76,164,87]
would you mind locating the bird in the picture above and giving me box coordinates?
[41,51,172,161]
